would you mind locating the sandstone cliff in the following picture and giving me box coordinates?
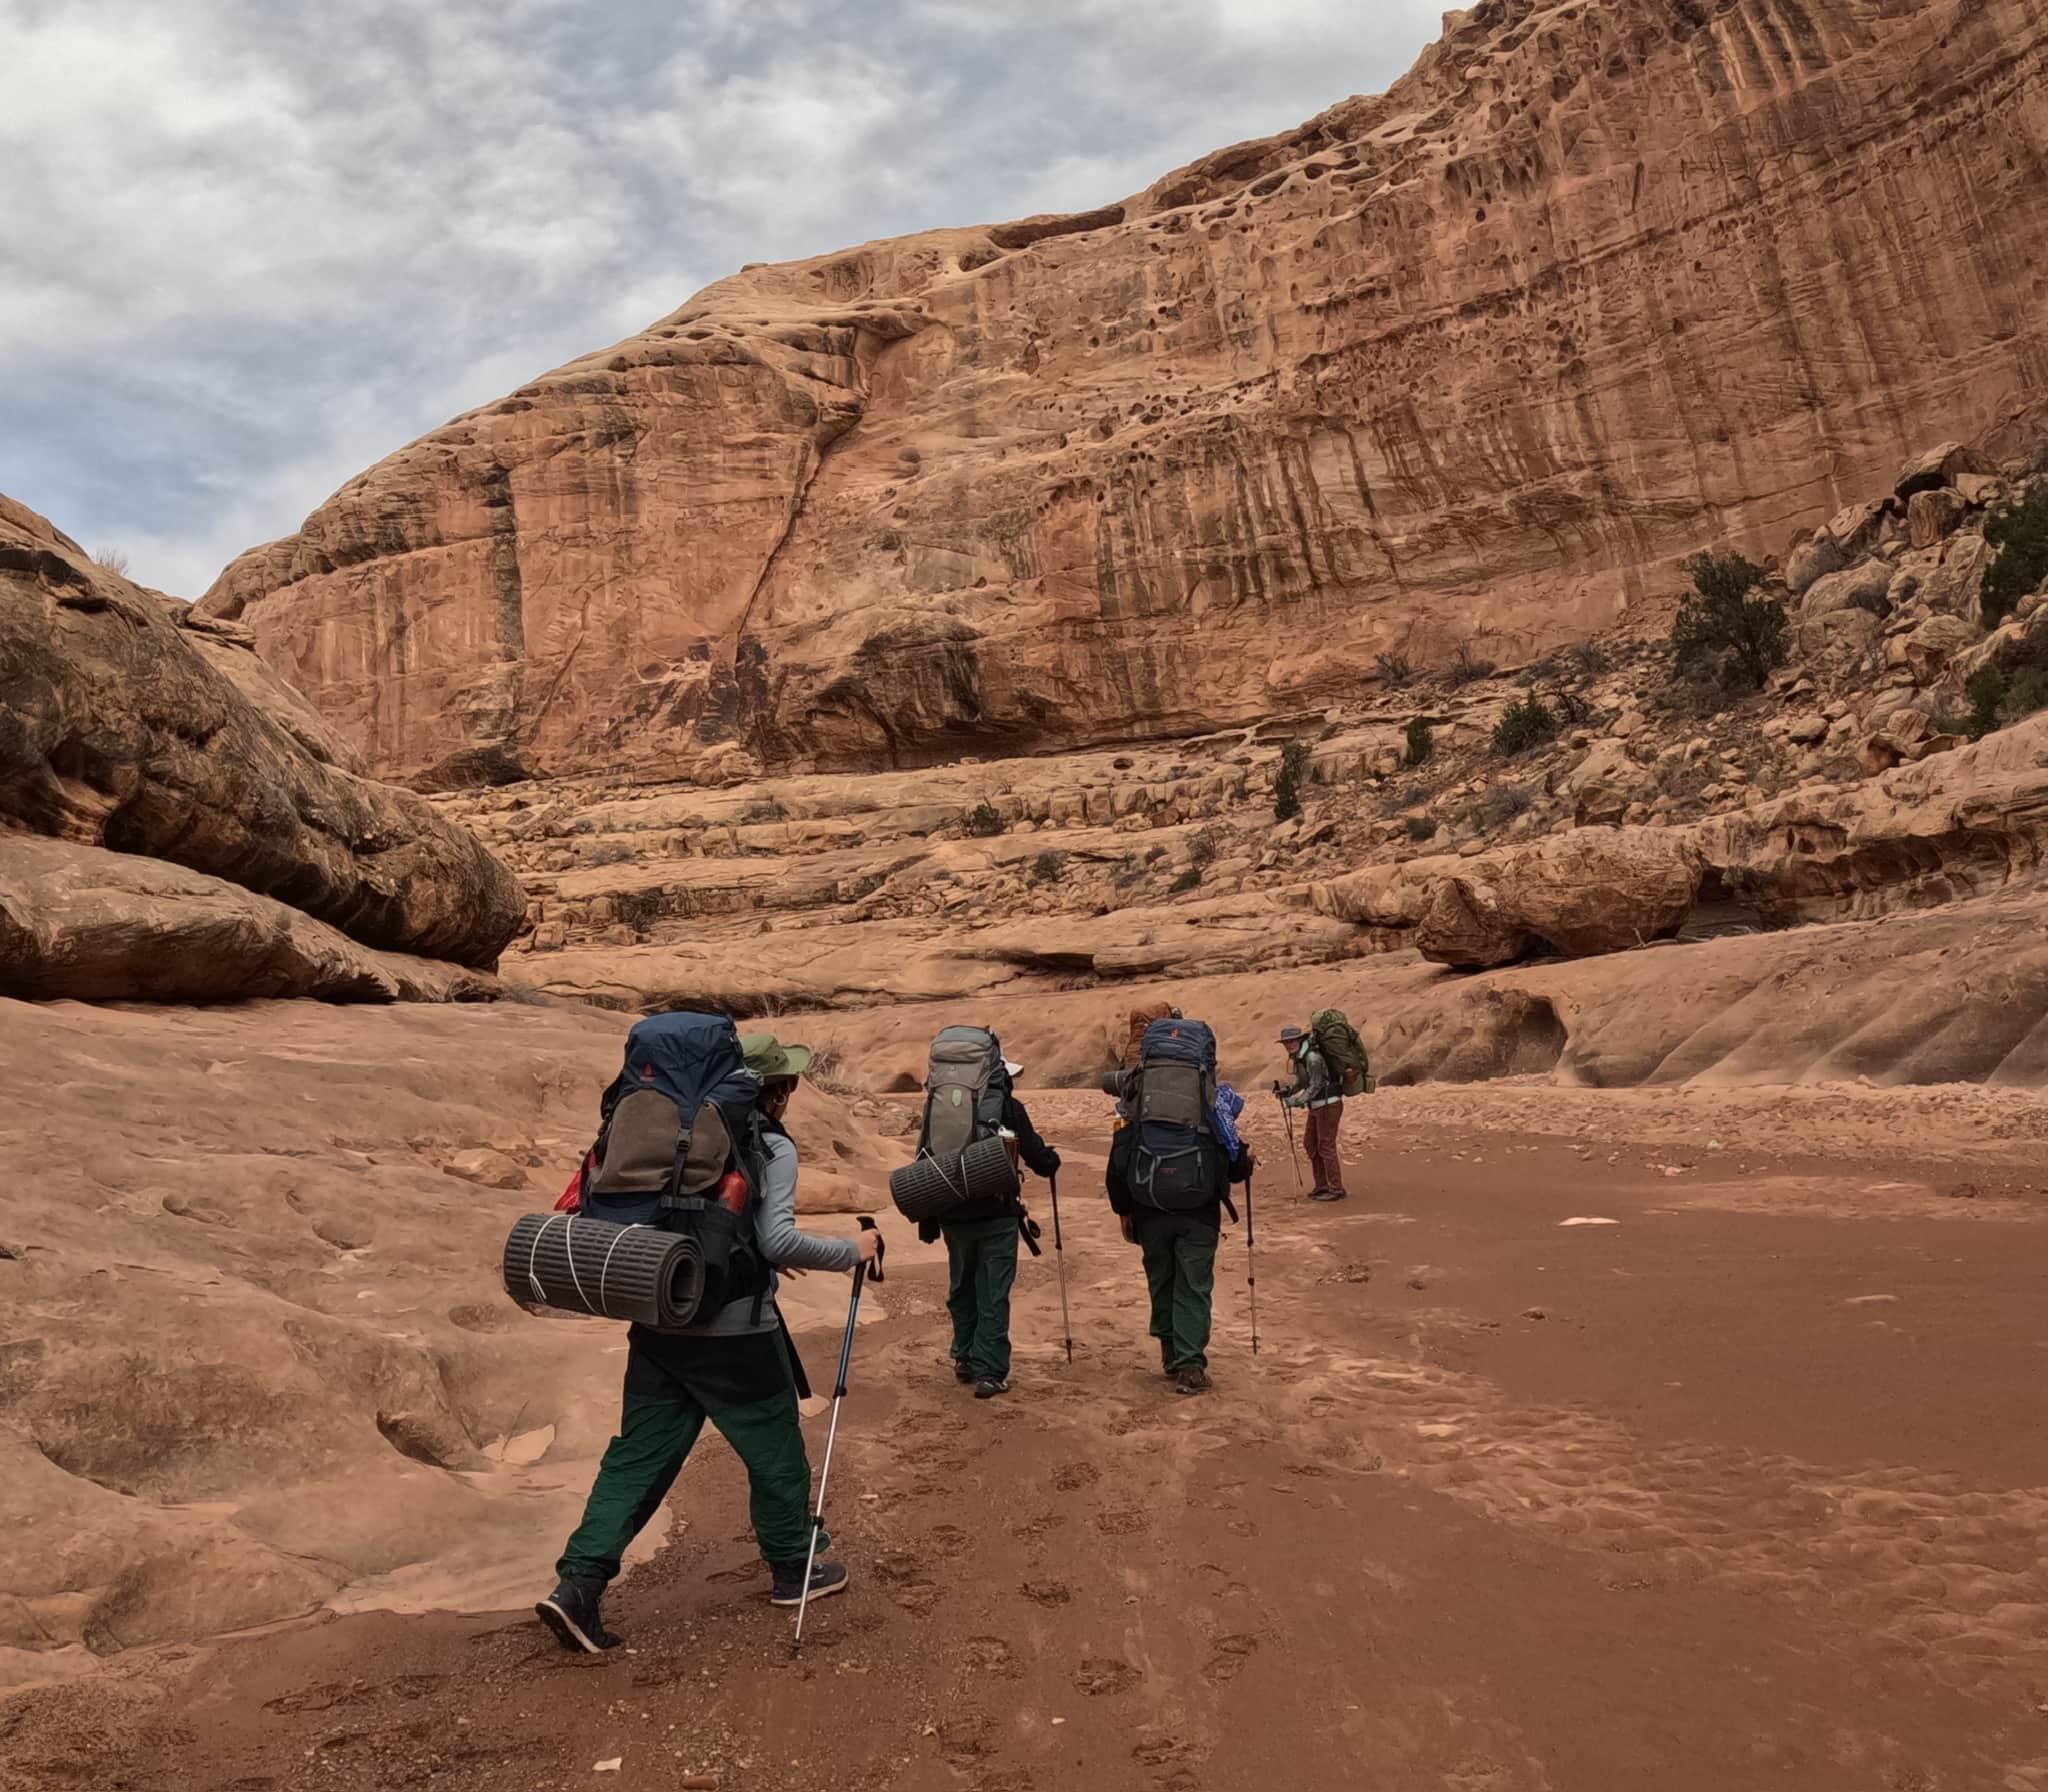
[202,0,2048,787]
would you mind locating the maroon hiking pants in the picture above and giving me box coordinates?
[1306,1100,1346,1195]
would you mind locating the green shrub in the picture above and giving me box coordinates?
[2009,664,2048,721]
[1563,641,1609,676]
[1403,815,1437,843]
[1170,868,1204,893]
[1671,552,1788,692]
[1030,850,1066,884]
[1981,488,2048,630]
[1404,717,1434,767]
[1273,739,1310,822]
[1445,642,1497,687]
[1376,651,1414,688]
[1470,782,1533,829]
[1492,695,1558,756]
[965,802,1006,837]
[1186,827,1221,865]
[1955,658,2048,741]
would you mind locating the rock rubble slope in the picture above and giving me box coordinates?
[201,0,2048,786]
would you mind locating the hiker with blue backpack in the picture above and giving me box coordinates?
[535,1017,879,1654]
[1105,1016,1256,1395]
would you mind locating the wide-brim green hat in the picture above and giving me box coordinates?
[740,1032,814,1081]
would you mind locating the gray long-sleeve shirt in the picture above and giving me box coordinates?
[676,1130,860,1337]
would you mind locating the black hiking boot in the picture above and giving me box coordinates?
[1174,1367,1213,1396]
[974,1376,1009,1400]
[1308,1187,1348,1203]
[537,1577,621,1653]
[769,1559,850,1607]
[953,1359,976,1385]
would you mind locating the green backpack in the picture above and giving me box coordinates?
[1311,1009,1373,1097]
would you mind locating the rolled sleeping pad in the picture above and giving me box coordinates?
[889,1133,1021,1223]
[502,1212,706,1329]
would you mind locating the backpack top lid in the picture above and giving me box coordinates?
[610,1011,760,1118]
[1139,1016,1216,1071]
[928,1025,1004,1080]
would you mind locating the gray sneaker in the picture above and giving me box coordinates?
[973,1377,1009,1400]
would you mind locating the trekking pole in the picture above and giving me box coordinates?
[1244,1170,1260,1356]
[1049,1171,1073,1366]
[1280,1098,1305,1201]
[794,1217,883,1657]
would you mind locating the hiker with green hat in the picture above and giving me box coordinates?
[539,1026,879,1654]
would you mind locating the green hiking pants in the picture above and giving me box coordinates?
[1141,1225,1216,1372]
[943,1214,1019,1381]
[556,1334,819,1583]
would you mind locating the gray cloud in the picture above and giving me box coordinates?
[0,0,1442,596]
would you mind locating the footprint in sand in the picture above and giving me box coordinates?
[1021,1579,1073,1606]
[1051,1462,1099,1493]
[1201,1635,1260,1684]
[965,1635,1019,1677]
[1073,1657,1142,1696]
[1093,1508,1148,1537]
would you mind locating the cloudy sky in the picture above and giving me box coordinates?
[1,0,1443,597]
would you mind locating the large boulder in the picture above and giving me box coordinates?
[1784,531,1848,598]
[1906,487,1969,549]
[1794,606,1883,678]
[1895,441,1988,502]
[0,836,496,1003]
[0,497,522,968]
[1799,558,1894,620]
[1414,830,1702,969]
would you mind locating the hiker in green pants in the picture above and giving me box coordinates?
[944,1213,1023,1386]
[1107,1081,1254,1395]
[1138,1219,1217,1376]
[934,1058,1060,1400]
[537,1034,881,1654]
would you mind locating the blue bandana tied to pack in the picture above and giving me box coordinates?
[1212,1083,1245,1161]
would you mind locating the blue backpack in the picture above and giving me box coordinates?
[1127,1018,1226,1210]
[579,1012,769,1319]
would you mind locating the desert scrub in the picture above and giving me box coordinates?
[1671,552,1788,694]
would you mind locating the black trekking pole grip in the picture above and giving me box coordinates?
[858,1214,884,1285]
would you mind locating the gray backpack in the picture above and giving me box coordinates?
[918,1026,1009,1157]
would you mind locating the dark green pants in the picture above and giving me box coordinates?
[943,1215,1019,1381]
[1141,1224,1216,1372]
[556,1332,818,1583]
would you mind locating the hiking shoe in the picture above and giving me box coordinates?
[973,1377,1009,1400]
[1308,1188,1348,1203]
[953,1359,976,1385]
[769,1559,849,1607]
[536,1577,621,1653]
[1174,1367,1212,1396]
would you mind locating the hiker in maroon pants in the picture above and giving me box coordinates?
[1278,1025,1346,1202]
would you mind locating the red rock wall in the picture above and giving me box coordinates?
[202,0,2048,784]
